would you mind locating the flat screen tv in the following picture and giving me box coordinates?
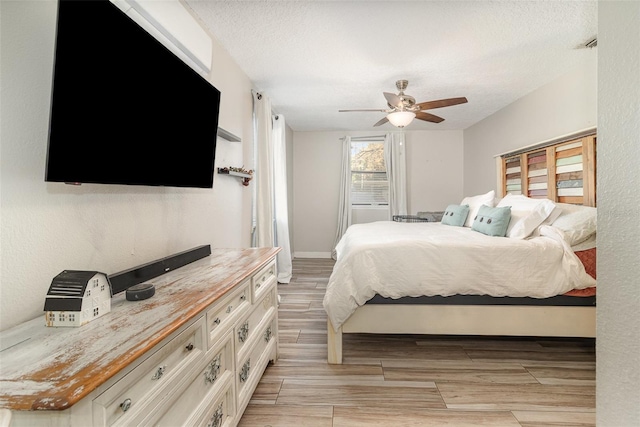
[46,0,221,188]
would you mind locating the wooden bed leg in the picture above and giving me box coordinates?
[327,319,343,364]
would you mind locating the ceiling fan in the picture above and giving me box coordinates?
[339,80,468,128]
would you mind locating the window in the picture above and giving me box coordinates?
[350,141,388,206]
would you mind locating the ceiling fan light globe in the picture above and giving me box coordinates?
[387,111,416,127]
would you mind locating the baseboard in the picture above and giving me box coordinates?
[294,252,332,259]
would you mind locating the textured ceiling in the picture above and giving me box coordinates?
[185,1,597,132]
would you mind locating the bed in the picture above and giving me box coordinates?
[323,192,597,364]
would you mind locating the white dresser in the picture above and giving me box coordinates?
[0,248,279,427]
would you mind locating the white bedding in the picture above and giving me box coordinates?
[323,221,596,330]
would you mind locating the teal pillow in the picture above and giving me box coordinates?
[471,205,512,237]
[441,204,470,227]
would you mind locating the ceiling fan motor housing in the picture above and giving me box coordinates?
[396,79,409,91]
[390,80,416,111]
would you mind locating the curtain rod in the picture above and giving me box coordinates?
[339,135,386,141]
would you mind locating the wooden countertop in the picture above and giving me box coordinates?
[0,247,279,411]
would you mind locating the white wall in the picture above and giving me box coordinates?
[292,131,342,257]
[0,1,255,331]
[597,1,640,424]
[406,131,464,213]
[463,53,597,196]
[292,130,463,257]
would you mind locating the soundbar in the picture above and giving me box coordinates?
[109,245,211,294]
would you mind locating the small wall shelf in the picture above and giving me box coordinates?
[217,127,241,142]
[217,167,253,186]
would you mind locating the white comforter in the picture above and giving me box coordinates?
[323,221,596,329]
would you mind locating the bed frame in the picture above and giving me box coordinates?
[327,299,595,364]
[327,131,598,364]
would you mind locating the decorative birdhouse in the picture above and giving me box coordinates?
[44,270,112,327]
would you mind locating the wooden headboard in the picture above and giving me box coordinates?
[498,132,597,207]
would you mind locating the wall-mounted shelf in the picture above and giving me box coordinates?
[217,127,241,142]
[217,167,253,186]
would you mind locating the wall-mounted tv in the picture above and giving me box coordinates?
[45,0,221,188]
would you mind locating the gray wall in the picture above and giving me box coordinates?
[597,1,640,424]
[463,54,597,196]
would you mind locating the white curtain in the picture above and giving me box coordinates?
[384,132,408,219]
[252,91,274,247]
[272,114,292,283]
[251,91,293,283]
[332,136,352,260]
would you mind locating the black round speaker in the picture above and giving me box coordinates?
[126,283,156,301]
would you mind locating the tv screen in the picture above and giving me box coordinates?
[46,0,221,188]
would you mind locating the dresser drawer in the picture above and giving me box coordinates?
[235,286,277,361]
[236,314,277,403]
[196,381,235,427]
[92,317,205,426]
[155,332,234,427]
[251,261,276,302]
[206,280,250,347]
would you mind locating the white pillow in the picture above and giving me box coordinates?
[551,203,597,246]
[496,194,557,239]
[572,233,596,252]
[460,190,495,227]
[530,205,563,237]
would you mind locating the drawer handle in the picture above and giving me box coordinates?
[264,326,272,343]
[255,282,262,289]
[185,343,194,351]
[239,359,250,383]
[207,402,224,427]
[213,317,221,325]
[204,354,221,384]
[240,294,246,302]
[237,322,249,343]
[151,365,166,380]
[120,398,132,413]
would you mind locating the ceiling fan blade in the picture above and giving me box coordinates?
[339,109,388,112]
[416,97,468,111]
[415,111,445,123]
[383,92,403,109]
[373,117,389,127]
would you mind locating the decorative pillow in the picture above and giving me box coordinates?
[551,203,597,246]
[496,194,557,239]
[471,205,511,237]
[441,204,470,227]
[460,190,496,227]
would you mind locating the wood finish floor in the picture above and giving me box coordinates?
[238,258,596,427]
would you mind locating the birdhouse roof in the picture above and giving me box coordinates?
[46,270,109,297]
[44,271,110,312]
